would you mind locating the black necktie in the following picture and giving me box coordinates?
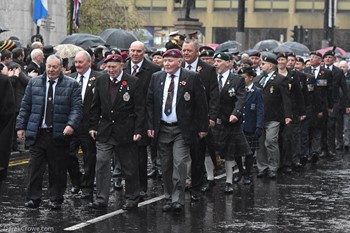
[187,65,192,71]
[218,75,224,92]
[164,74,175,116]
[132,64,138,76]
[45,80,55,127]
[246,87,249,92]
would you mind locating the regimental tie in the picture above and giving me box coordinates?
[132,64,139,76]
[164,74,175,116]
[79,75,84,92]
[45,80,55,127]
[187,64,192,71]
[259,74,269,88]
[218,75,223,92]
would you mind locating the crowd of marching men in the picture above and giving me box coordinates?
[0,32,349,213]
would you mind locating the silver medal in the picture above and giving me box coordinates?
[184,92,190,101]
[123,92,130,102]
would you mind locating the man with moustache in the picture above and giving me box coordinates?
[181,39,219,199]
[124,41,161,199]
[89,54,143,210]
[146,49,208,213]
[67,51,102,199]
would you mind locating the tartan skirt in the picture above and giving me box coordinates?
[212,123,252,161]
[243,131,260,151]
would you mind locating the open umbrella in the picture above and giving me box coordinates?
[99,28,138,50]
[272,45,293,54]
[253,39,280,52]
[215,40,241,53]
[130,29,153,41]
[60,33,106,48]
[280,42,310,56]
[54,44,83,59]
[0,24,9,34]
[317,47,347,57]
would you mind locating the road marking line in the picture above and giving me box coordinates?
[8,159,29,167]
[64,173,227,231]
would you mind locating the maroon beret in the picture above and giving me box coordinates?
[310,51,322,58]
[104,54,123,63]
[163,49,182,58]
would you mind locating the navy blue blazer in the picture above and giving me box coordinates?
[242,84,264,133]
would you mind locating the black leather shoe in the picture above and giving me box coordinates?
[336,145,343,151]
[113,178,123,190]
[122,200,138,210]
[147,169,157,178]
[25,200,40,209]
[139,191,148,201]
[191,194,201,202]
[344,146,349,152]
[311,154,319,164]
[88,202,107,210]
[328,151,336,157]
[257,169,267,178]
[80,192,93,200]
[201,180,215,192]
[162,200,172,212]
[319,151,327,158]
[268,170,276,179]
[281,167,292,174]
[49,201,62,210]
[292,162,303,170]
[233,173,242,183]
[172,202,183,213]
[71,186,81,194]
[300,156,308,166]
[243,176,252,185]
[224,183,233,194]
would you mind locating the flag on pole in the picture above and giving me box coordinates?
[73,0,82,30]
[33,0,48,24]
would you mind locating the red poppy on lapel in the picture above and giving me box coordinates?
[89,77,96,81]
[180,81,187,86]
[122,81,128,86]
[196,66,202,72]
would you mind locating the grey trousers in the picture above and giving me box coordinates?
[158,124,190,205]
[95,139,140,205]
[344,114,350,147]
[257,121,280,173]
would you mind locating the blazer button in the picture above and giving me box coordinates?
[112,120,115,123]
[111,110,114,113]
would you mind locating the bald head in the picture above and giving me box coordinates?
[129,41,145,64]
[339,60,349,74]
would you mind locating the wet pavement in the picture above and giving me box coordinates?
[1,150,350,233]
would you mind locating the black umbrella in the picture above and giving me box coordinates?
[253,39,280,52]
[99,29,138,50]
[60,33,106,48]
[280,42,310,56]
[272,45,293,54]
[215,40,241,53]
[0,24,9,34]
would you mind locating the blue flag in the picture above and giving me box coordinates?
[33,0,48,24]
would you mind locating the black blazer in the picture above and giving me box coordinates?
[146,68,208,145]
[254,70,292,123]
[70,69,102,133]
[330,66,349,115]
[90,72,144,144]
[287,69,306,120]
[304,66,333,111]
[182,59,219,121]
[217,72,246,126]
[26,61,42,75]
[124,58,161,145]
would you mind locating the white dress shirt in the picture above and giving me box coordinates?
[77,68,92,101]
[185,58,199,71]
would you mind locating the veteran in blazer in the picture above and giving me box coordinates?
[124,41,161,197]
[146,49,208,213]
[181,39,219,199]
[89,54,144,210]
[253,54,292,179]
[67,51,102,199]
[211,53,251,193]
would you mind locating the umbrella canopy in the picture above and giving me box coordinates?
[280,41,310,56]
[0,24,9,34]
[60,33,106,48]
[272,45,293,54]
[54,44,83,59]
[99,28,138,50]
[215,40,241,53]
[130,29,153,41]
[317,47,347,57]
[253,39,280,52]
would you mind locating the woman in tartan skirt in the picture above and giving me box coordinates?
[212,53,252,194]
[234,67,264,185]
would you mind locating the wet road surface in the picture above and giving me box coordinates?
[1,151,350,233]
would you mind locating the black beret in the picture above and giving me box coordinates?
[323,50,335,58]
[276,52,288,60]
[295,57,305,63]
[310,51,322,58]
[151,51,164,57]
[261,54,277,65]
[199,50,214,58]
[248,50,261,57]
[213,52,230,61]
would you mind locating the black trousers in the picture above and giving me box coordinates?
[68,132,96,193]
[190,135,206,194]
[26,129,69,203]
[138,145,148,192]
